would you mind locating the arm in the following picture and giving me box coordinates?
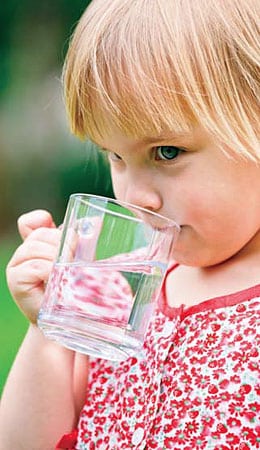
[0,325,77,450]
[0,210,89,450]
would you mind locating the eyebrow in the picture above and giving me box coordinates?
[142,133,189,144]
[96,132,191,153]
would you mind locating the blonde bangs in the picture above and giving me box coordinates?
[63,0,196,141]
[63,0,260,159]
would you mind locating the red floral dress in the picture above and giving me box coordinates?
[57,266,260,450]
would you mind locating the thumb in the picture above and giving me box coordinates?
[18,209,57,241]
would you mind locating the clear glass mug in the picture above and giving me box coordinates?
[38,194,179,361]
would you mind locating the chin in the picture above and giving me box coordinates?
[170,229,227,268]
[170,250,194,266]
[170,247,213,268]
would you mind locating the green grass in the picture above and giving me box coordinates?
[0,237,28,394]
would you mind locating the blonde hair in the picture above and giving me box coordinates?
[63,0,260,160]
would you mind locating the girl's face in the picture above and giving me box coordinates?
[96,127,260,267]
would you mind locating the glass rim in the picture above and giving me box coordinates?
[70,193,180,230]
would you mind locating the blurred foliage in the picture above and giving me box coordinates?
[0,0,88,96]
[0,0,114,235]
[0,0,114,392]
[0,238,27,393]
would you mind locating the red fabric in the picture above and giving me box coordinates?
[55,429,78,449]
[159,262,260,320]
[74,293,260,448]
[56,264,260,449]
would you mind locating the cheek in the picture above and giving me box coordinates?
[178,182,250,244]
[174,180,227,227]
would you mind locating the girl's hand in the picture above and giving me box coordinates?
[6,210,62,324]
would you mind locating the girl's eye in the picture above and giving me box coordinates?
[155,146,183,161]
[108,152,122,162]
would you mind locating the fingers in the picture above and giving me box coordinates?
[18,210,56,241]
[7,228,61,269]
[7,258,53,299]
[6,259,54,323]
[6,210,61,324]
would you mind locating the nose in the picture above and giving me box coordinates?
[123,173,162,213]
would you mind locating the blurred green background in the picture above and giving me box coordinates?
[0,0,113,393]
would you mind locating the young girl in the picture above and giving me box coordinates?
[0,0,259,448]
